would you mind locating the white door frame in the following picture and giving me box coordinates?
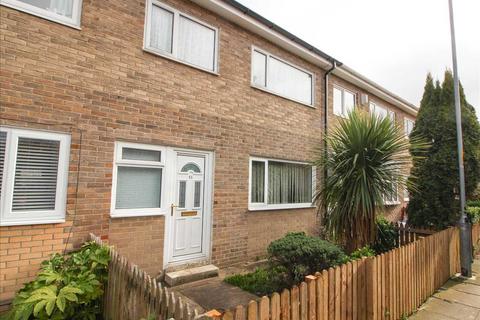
[163,147,214,268]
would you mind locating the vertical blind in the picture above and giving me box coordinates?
[251,161,265,203]
[0,132,6,200]
[12,137,60,211]
[252,50,313,105]
[251,160,312,205]
[20,0,74,17]
[148,4,217,71]
[177,16,216,71]
[150,5,174,53]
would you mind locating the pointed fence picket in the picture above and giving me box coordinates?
[89,234,202,320]
[213,225,479,320]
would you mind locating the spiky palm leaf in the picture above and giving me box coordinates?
[314,109,427,252]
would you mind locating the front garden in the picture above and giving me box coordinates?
[225,217,396,296]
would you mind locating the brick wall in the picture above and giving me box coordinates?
[0,0,415,305]
[0,222,73,310]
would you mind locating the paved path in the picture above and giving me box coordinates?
[409,258,480,319]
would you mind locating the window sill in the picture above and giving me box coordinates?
[110,211,166,218]
[0,218,66,227]
[384,201,401,206]
[0,2,81,30]
[248,204,316,212]
[250,84,315,109]
[143,47,219,76]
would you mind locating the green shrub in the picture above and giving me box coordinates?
[467,200,480,208]
[349,246,375,260]
[224,267,287,296]
[267,232,347,285]
[372,217,399,254]
[467,206,480,223]
[2,241,110,320]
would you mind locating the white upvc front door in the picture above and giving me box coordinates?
[164,149,213,267]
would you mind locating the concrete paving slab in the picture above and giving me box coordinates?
[409,257,480,319]
[409,297,479,320]
[173,277,259,312]
[435,287,480,308]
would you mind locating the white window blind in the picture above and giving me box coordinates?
[12,137,60,211]
[1,0,83,28]
[145,0,218,72]
[0,128,70,226]
[251,47,314,106]
[249,158,315,210]
[111,142,165,217]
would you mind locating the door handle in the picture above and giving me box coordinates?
[170,204,177,216]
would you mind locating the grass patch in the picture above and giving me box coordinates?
[224,267,286,296]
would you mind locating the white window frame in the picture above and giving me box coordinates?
[250,46,315,107]
[0,127,70,226]
[248,157,316,211]
[333,85,356,118]
[143,0,219,74]
[0,0,83,29]
[384,182,400,206]
[111,141,167,218]
[404,118,415,138]
[370,102,395,124]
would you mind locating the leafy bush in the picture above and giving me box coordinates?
[224,267,287,296]
[371,217,399,254]
[467,206,480,223]
[467,200,480,208]
[2,241,110,320]
[348,246,375,260]
[267,232,347,285]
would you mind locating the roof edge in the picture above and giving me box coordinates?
[191,0,418,115]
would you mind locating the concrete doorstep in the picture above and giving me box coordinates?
[165,264,219,287]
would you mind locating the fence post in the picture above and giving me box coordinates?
[366,257,377,320]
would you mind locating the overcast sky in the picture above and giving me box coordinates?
[237,0,480,116]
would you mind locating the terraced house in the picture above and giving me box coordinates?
[0,0,418,307]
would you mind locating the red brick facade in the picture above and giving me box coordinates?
[0,0,416,306]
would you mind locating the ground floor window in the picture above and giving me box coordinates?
[111,142,165,217]
[0,127,70,226]
[249,157,315,210]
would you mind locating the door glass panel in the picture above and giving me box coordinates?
[178,181,186,208]
[194,181,201,207]
[181,163,201,173]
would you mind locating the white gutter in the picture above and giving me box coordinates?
[191,0,418,116]
[334,66,419,116]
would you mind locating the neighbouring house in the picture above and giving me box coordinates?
[0,0,417,308]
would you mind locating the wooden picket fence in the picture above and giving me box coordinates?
[473,223,480,252]
[89,234,203,320]
[218,227,464,320]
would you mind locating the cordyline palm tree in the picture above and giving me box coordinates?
[314,109,427,252]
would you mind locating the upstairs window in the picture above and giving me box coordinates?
[370,102,395,125]
[0,0,83,28]
[333,86,355,117]
[0,127,70,226]
[404,118,415,137]
[249,157,315,210]
[384,182,399,205]
[144,0,219,73]
[251,47,314,106]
